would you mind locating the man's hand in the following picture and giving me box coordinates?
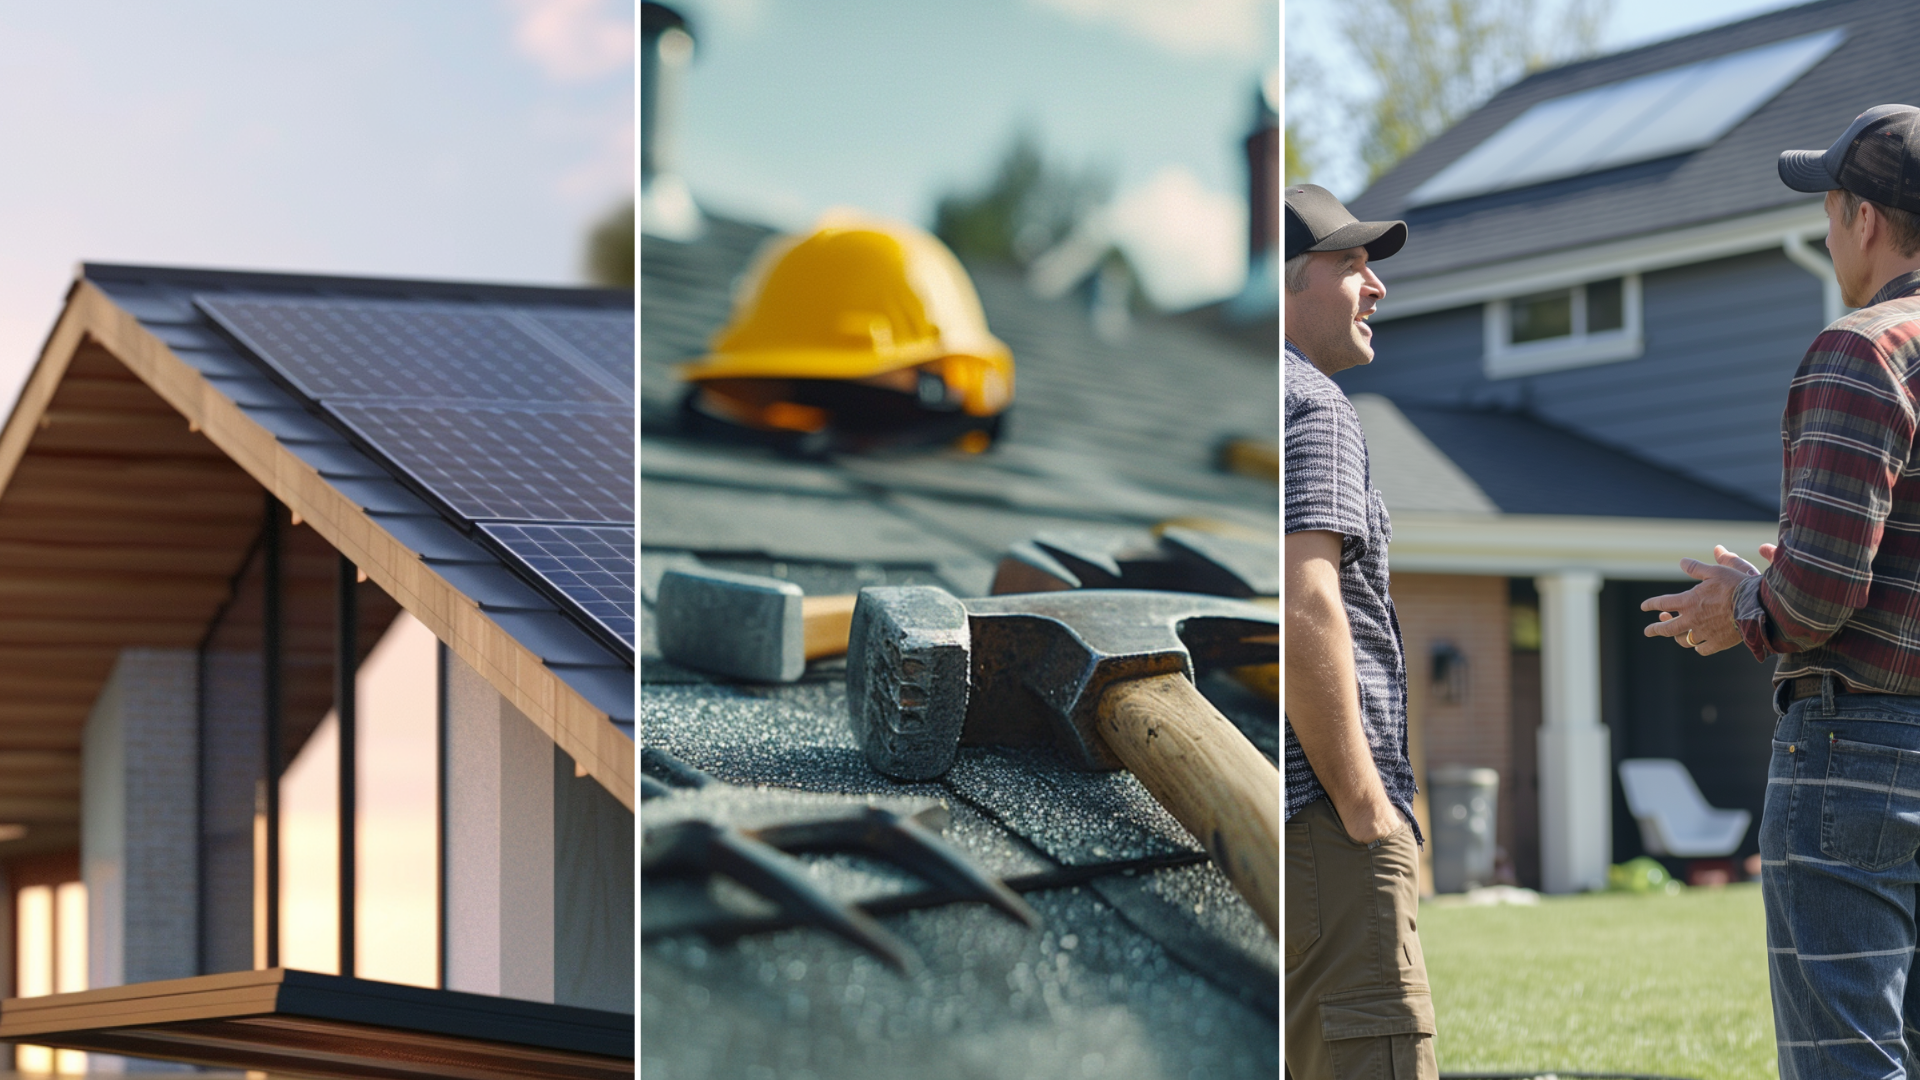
[1639,544,1770,656]
[1285,529,1402,844]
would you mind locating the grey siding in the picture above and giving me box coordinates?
[1341,249,1824,509]
[1339,304,1488,406]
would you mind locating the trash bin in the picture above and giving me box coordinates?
[1430,765,1499,894]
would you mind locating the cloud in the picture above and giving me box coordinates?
[506,0,634,82]
[1029,0,1273,60]
[1107,166,1246,310]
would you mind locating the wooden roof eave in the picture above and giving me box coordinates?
[0,280,633,810]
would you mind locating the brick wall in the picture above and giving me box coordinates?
[1389,574,1515,887]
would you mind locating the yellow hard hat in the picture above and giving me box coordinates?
[678,212,1014,452]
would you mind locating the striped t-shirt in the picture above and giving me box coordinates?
[1736,270,1920,691]
[1283,342,1419,839]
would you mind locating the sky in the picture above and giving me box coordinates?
[0,0,634,412]
[669,0,1279,311]
[1285,0,1812,199]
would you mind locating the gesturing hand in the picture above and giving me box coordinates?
[1638,544,1766,657]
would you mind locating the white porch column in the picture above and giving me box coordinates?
[1536,571,1612,894]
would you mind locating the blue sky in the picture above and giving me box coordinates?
[671,0,1279,310]
[0,0,633,409]
[1286,0,1812,199]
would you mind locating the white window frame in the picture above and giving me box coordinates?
[1483,273,1643,379]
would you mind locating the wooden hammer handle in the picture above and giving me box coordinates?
[800,594,858,661]
[1094,672,1280,935]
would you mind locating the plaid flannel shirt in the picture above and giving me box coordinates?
[1736,270,1920,690]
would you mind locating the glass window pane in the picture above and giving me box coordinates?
[1510,290,1574,343]
[279,712,339,974]
[356,612,439,988]
[1588,279,1625,333]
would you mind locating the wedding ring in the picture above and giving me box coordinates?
[1684,629,1698,648]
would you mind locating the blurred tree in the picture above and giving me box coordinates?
[585,199,635,287]
[933,131,1108,267]
[1344,0,1611,183]
[1284,62,1316,185]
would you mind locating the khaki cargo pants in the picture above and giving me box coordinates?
[1285,798,1437,1079]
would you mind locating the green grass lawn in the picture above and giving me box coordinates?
[1422,884,1773,1079]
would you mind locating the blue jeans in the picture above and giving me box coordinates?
[1766,675,1920,1077]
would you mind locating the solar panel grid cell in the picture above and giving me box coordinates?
[332,403,633,524]
[528,309,636,389]
[199,297,623,406]
[481,523,635,647]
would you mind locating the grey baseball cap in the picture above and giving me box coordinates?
[1779,104,1920,214]
[1284,184,1406,263]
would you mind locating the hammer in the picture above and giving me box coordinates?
[655,567,856,683]
[653,527,1275,686]
[846,586,1280,934]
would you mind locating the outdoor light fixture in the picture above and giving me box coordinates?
[1432,643,1470,706]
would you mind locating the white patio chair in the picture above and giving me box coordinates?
[1617,757,1751,858]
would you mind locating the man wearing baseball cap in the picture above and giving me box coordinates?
[1282,184,1435,1079]
[1639,105,1920,1074]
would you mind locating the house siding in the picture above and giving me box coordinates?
[1347,248,1824,509]
[1387,573,1514,889]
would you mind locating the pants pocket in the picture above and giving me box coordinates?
[1326,1032,1436,1080]
[1821,737,1920,872]
[1321,986,1436,1079]
[1285,819,1319,961]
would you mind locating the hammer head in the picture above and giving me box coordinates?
[655,567,805,682]
[848,586,1277,781]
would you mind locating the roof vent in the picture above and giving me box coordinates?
[1405,27,1845,208]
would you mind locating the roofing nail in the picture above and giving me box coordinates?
[755,807,1041,929]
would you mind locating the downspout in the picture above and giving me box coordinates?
[1782,232,1844,325]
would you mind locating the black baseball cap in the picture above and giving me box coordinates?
[1284,184,1407,263]
[1779,104,1920,214]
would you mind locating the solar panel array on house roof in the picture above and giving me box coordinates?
[196,294,636,653]
[1406,27,1846,207]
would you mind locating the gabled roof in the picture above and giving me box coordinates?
[0,265,635,821]
[1350,0,1916,284]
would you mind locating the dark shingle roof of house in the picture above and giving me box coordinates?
[1349,0,1919,282]
[640,217,1281,1075]
[1383,397,1777,520]
[82,263,635,732]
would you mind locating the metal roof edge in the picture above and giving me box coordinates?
[1371,200,1829,320]
[54,279,634,809]
[81,262,632,308]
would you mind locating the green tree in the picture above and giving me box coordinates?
[1284,61,1316,186]
[1343,0,1611,183]
[932,131,1107,267]
[585,199,635,288]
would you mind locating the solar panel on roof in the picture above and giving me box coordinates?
[480,522,634,648]
[1406,28,1846,207]
[332,403,633,524]
[525,309,635,390]
[196,296,624,406]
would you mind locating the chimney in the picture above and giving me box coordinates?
[641,3,702,241]
[1244,69,1279,264]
